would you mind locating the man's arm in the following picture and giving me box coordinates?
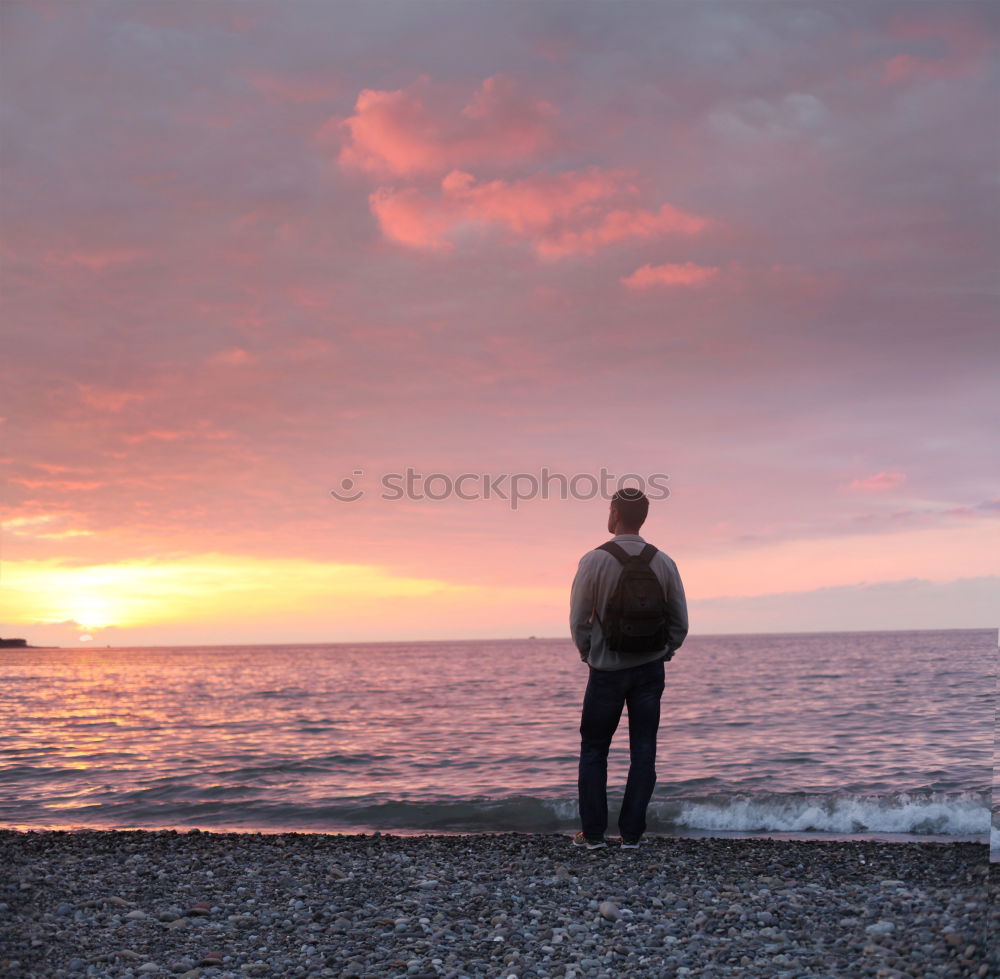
[569,552,596,662]
[663,557,689,658]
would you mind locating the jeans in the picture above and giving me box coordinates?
[578,656,665,840]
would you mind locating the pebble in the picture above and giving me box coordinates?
[0,829,991,978]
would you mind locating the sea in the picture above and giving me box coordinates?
[1,629,994,852]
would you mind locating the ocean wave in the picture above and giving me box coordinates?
[355,790,990,837]
[673,791,989,836]
[13,790,989,839]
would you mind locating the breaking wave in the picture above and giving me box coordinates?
[24,790,989,840]
[671,790,989,837]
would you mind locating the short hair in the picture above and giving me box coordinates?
[611,487,648,528]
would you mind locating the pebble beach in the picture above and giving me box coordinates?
[1,830,993,978]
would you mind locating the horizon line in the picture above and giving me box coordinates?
[8,624,996,651]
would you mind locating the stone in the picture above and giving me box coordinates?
[598,902,621,922]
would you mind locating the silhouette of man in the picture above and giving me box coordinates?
[569,487,688,848]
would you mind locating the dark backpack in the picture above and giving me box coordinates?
[594,542,670,655]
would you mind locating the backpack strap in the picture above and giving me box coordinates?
[597,541,659,565]
[637,543,658,565]
[592,542,625,629]
[597,541,630,564]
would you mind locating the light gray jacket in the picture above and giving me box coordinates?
[570,533,688,671]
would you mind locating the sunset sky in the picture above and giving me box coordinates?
[2,1,997,646]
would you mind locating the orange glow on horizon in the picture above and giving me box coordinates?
[0,553,566,639]
[2,515,996,645]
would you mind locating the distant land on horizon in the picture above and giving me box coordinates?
[0,638,59,649]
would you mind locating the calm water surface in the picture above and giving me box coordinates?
[0,629,993,841]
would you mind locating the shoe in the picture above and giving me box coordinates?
[620,836,641,849]
[572,831,607,850]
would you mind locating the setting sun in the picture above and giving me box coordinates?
[0,554,565,643]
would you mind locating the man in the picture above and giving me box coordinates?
[569,487,688,849]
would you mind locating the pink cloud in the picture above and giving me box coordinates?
[123,430,187,444]
[370,168,708,257]
[335,75,555,177]
[882,12,991,84]
[848,472,907,491]
[541,205,707,258]
[208,347,257,366]
[32,463,97,475]
[123,426,234,445]
[442,167,623,233]
[77,384,146,413]
[10,478,105,491]
[368,186,460,252]
[882,51,978,85]
[47,248,140,271]
[621,261,720,290]
[338,75,709,259]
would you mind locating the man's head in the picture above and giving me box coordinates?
[607,487,649,534]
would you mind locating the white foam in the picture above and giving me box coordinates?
[675,792,989,837]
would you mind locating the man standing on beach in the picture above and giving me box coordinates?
[569,487,688,849]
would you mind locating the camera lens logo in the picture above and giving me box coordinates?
[330,469,365,502]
